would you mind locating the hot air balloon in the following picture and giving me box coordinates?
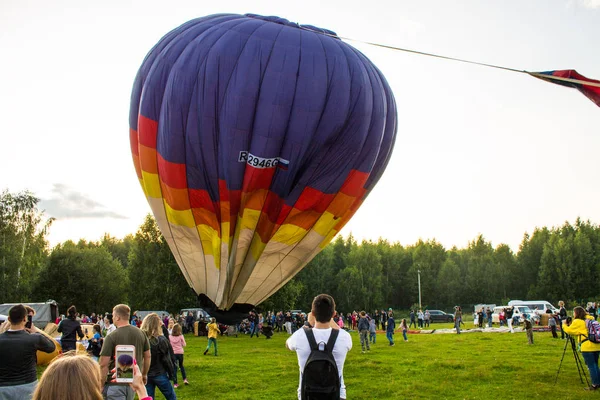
[129,14,397,319]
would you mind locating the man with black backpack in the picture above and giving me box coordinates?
[286,294,353,399]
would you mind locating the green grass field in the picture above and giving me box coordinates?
[140,324,595,400]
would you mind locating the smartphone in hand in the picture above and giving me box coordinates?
[25,315,33,329]
[115,345,135,383]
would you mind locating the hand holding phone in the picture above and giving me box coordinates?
[115,345,135,383]
[25,315,33,329]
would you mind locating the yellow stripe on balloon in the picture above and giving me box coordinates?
[313,211,339,237]
[220,222,231,245]
[197,224,221,269]
[239,208,261,231]
[164,201,196,228]
[141,171,162,199]
[321,229,338,248]
[249,234,267,261]
[271,224,308,246]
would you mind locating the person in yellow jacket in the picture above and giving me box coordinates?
[204,317,219,356]
[563,306,600,390]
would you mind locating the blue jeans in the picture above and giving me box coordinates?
[582,352,600,386]
[369,332,376,343]
[386,331,394,344]
[146,373,176,400]
[402,330,408,341]
[206,337,218,355]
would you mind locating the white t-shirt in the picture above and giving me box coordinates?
[105,324,116,336]
[286,327,352,399]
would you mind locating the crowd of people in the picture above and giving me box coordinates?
[3,297,600,397]
[0,303,191,400]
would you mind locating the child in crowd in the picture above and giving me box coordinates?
[89,324,103,361]
[204,317,219,356]
[400,318,408,342]
[369,317,377,344]
[169,323,188,388]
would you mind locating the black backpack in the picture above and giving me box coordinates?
[301,327,340,400]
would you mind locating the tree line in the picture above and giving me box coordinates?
[1,189,599,315]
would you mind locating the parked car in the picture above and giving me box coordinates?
[135,310,170,321]
[508,300,557,316]
[179,308,211,322]
[427,310,454,323]
[492,305,539,325]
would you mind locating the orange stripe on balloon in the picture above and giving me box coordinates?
[327,192,357,217]
[138,115,158,149]
[161,184,191,211]
[334,198,364,230]
[157,153,187,189]
[285,208,321,231]
[192,208,220,233]
[139,144,158,174]
[241,189,269,212]
[131,154,142,180]
[130,128,140,156]
[219,201,230,224]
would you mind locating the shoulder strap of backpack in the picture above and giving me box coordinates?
[303,326,318,351]
[325,328,340,354]
[581,319,592,343]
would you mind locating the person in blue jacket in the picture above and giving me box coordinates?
[386,311,395,346]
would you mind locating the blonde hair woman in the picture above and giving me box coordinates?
[140,313,176,400]
[33,352,151,400]
[33,353,103,400]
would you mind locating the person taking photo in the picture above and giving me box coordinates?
[563,306,600,391]
[0,304,56,399]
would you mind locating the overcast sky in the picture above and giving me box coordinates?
[1,0,599,251]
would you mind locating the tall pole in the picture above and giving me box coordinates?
[418,269,422,308]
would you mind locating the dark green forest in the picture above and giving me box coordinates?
[1,189,599,315]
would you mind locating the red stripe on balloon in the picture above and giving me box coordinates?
[241,166,276,192]
[189,189,217,212]
[294,187,335,213]
[138,115,158,149]
[340,170,369,198]
[157,153,187,189]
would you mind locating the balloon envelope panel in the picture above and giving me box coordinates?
[129,14,397,309]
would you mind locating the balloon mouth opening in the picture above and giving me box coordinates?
[244,13,338,38]
[198,294,255,325]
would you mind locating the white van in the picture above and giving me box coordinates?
[508,300,557,316]
[492,305,539,325]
